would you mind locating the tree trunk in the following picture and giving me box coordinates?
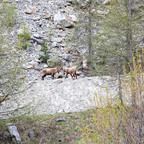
[118,56,123,105]
[88,0,92,62]
[128,0,133,70]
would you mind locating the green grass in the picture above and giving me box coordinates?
[17,25,31,49]
[0,3,17,28]
[0,111,91,144]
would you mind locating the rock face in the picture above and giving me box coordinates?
[0,77,118,119]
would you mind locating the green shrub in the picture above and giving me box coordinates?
[39,41,50,63]
[18,27,31,41]
[17,26,31,49]
[39,54,50,63]
[80,51,144,144]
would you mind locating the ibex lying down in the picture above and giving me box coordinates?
[41,67,61,80]
[63,67,77,80]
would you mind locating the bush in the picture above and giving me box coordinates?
[39,54,50,63]
[39,41,50,63]
[80,51,144,144]
[17,25,31,49]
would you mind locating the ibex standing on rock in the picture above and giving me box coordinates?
[41,67,61,80]
[63,67,77,80]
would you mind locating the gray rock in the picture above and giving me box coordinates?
[103,0,111,5]
[7,123,21,143]
[60,43,66,47]
[23,64,33,70]
[54,13,74,28]
[51,42,58,47]
[77,0,89,9]
[60,20,74,28]
[51,37,63,43]
[54,79,63,84]
[43,64,48,68]
[33,33,41,39]
[25,61,39,70]
[34,59,41,63]
[63,54,70,61]
[54,13,65,24]
[28,129,35,138]
[25,7,36,14]
[56,117,67,122]
[69,15,78,23]
[28,61,39,66]
[31,37,43,45]
[87,77,92,80]
[33,16,41,21]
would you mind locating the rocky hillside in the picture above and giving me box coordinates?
[15,0,87,82]
[0,0,120,119]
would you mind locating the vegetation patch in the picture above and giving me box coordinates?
[0,1,26,104]
[0,111,91,144]
[39,41,50,63]
[80,52,144,144]
[0,2,17,28]
[17,25,31,49]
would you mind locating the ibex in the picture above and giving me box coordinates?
[63,67,77,80]
[41,67,61,80]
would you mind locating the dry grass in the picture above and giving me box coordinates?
[0,111,91,144]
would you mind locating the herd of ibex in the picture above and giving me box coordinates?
[41,67,77,80]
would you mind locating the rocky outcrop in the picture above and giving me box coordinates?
[0,76,118,119]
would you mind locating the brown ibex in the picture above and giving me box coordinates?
[63,67,77,80]
[41,67,61,80]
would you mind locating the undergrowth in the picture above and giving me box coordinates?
[80,51,144,144]
[17,25,31,49]
[0,2,17,28]
[0,112,90,144]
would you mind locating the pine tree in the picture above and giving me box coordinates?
[72,0,143,103]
